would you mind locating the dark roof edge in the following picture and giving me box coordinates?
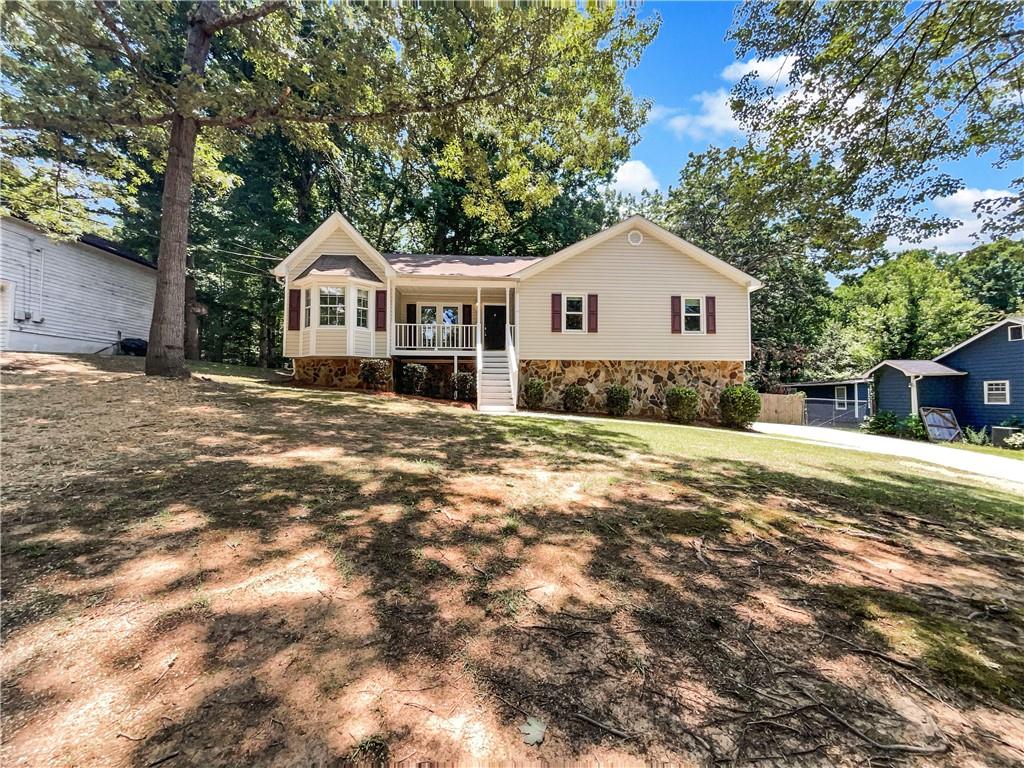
[78,233,156,269]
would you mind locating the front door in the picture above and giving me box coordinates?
[483,305,506,351]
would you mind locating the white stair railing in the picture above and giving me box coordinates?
[393,323,475,351]
[506,324,518,408]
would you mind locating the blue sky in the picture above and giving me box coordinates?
[616,1,1017,252]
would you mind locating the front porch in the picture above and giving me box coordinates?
[387,281,519,411]
[388,283,517,356]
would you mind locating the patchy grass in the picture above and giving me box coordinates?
[948,441,1024,460]
[2,353,1024,767]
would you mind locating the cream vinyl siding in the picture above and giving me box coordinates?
[352,329,372,356]
[285,231,385,283]
[317,328,348,356]
[299,327,311,356]
[374,330,386,355]
[284,329,299,357]
[517,231,751,361]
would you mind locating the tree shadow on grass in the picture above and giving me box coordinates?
[2,354,1023,766]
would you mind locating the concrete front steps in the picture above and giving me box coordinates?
[477,350,516,412]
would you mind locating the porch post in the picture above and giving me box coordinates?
[311,283,318,355]
[386,279,394,355]
[476,286,482,348]
[504,286,510,340]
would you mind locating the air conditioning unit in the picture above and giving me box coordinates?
[13,310,30,321]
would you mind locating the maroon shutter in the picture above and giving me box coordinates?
[287,289,301,331]
[462,304,472,324]
[551,293,562,332]
[670,295,681,334]
[587,294,598,333]
[705,296,716,334]
[406,303,416,324]
[375,290,387,331]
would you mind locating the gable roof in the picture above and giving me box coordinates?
[271,212,394,279]
[511,215,762,289]
[295,254,382,282]
[933,316,1024,361]
[864,360,967,378]
[383,252,540,278]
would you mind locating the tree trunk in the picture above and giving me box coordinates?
[144,2,218,377]
[184,275,201,360]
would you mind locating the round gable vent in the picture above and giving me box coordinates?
[627,229,643,246]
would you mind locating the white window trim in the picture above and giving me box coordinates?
[682,296,705,335]
[318,285,346,327]
[1010,324,1023,342]
[983,380,1011,405]
[834,385,849,410]
[356,288,370,330]
[562,293,586,334]
[303,288,312,328]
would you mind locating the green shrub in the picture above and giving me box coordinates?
[562,384,587,413]
[605,384,631,417]
[522,378,545,410]
[358,359,391,391]
[1000,415,1024,428]
[719,384,761,428]
[664,385,700,423]
[402,363,428,395]
[898,414,927,441]
[963,425,989,445]
[451,371,476,402]
[862,410,901,435]
[1004,431,1024,450]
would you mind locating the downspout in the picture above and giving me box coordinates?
[909,375,922,416]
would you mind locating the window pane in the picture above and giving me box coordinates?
[420,306,437,324]
[565,313,584,331]
[684,314,701,332]
[319,287,345,326]
[357,289,368,328]
[684,298,701,314]
[987,383,1008,403]
[566,296,583,313]
[442,306,459,325]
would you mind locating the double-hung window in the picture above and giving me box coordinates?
[564,295,584,332]
[834,385,849,410]
[984,380,1010,405]
[356,289,369,329]
[303,288,311,328]
[319,287,345,326]
[683,297,703,333]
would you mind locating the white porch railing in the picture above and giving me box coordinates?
[394,323,476,351]
[506,323,518,406]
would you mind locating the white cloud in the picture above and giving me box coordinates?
[721,55,797,85]
[612,160,660,195]
[647,104,681,122]
[664,90,741,141]
[886,187,1014,253]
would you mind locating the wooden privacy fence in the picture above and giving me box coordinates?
[758,393,805,425]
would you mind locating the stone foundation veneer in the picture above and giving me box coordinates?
[292,357,392,389]
[518,359,744,421]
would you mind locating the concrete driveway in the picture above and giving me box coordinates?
[753,422,1023,489]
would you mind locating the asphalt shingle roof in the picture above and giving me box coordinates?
[296,254,381,282]
[382,252,541,277]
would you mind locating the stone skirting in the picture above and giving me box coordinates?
[519,359,744,421]
[292,357,392,390]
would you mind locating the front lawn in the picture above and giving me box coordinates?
[2,353,1022,767]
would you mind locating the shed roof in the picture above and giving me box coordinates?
[383,252,541,277]
[863,360,967,377]
[295,254,382,282]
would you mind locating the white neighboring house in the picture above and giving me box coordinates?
[1,216,157,354]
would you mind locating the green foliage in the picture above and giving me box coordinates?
[664,385,700,424]
[1001,416,1024,428]
[522,378,545,410]
[963,426,989,446]
[862,410,926,441]
[947,240,1024,315]
[1003,432,1024,450]
[862,410,902,436]
[451,371,476,402]
[605,384,631,417]
[831,251,989,370]
[358,359,391,391]
[402,363,428,395]
[719,384,761,429]
[730,1,1024,242]
[562,384,588,413]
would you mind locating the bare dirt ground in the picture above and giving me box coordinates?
[2,352,1022,767]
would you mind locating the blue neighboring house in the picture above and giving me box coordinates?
[864,317,1024,430]
[785,378,871,426]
